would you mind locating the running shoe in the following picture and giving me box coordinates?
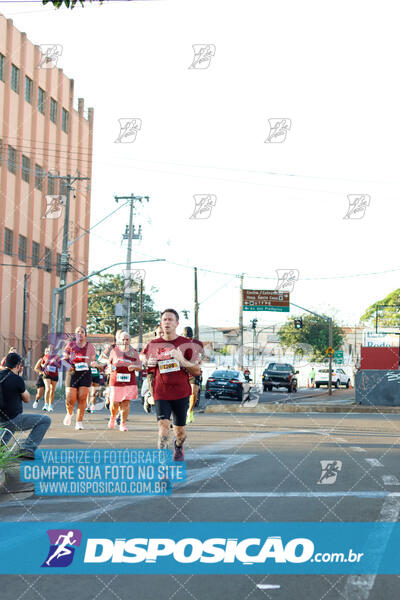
[108,417,116,429]
[173,440,184,461]
[48,405,54,413]
[75,421,84,430]
[119,423,128,432]
[32,401,38,409]
[43,404,49,411]
[186,410,194,424]
[63,413,72,426]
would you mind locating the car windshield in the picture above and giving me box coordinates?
[267,364,291,371]
[212,371,239,379]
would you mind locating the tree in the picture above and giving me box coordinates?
[360,289,400,329]
[87,274,160,335]
[278,314,344,362]
[43,0,103,8]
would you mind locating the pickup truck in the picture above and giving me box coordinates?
[262,363,298,393]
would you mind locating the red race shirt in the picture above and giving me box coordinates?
[64,341,96,373]
[109,346,140,386]
[42,353,61,377]
[142,336,198,401]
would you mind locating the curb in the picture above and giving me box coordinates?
[204,403,400,414]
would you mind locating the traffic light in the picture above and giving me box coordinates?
[251,319,258,330]
[294,318,303,330]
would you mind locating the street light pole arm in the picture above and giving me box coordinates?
[55,259,165,293]
[51,259,165,334]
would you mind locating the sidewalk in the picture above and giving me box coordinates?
[204,388,400,414]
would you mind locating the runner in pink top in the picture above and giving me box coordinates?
[108,331,141,432]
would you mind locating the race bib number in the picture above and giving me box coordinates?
[75,363,89,372]
[158,359,180,374]
[46,365,57,373]
[91,367,99,376]
[117,373,131,383]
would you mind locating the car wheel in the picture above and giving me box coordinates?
[316,384,320,388]
[335,380,340,389]
[346,379,350,389]
[238,389,243,402]
[263,384,267,392]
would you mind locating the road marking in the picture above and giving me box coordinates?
[382,475,400,486]
[350,446,366,452]
[344,496,400,599]
[169,491,400,499]
[257,584,280,590]
[365,458,383,467]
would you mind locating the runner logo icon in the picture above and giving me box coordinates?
[41,529,82,568]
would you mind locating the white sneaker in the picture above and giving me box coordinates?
[75,421,84,430]
[32,401,38,408]
[43,404,49,411]
[63,413,72,426]
[48,405,54,413]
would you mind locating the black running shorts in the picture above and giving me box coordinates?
[65,370,92,389]
[43,374,58,383]
[36,375,45,388]
[155,397,190,426]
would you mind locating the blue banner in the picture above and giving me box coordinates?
[0,522,399,574]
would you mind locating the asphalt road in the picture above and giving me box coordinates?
[0,396,399,600]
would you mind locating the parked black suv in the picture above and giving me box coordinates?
[262,363,298,393]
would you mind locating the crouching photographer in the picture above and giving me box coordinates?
[0,352,51,460]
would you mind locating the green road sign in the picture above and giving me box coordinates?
[243,306,290,312]
[335,350,343,364]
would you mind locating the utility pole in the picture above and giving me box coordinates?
[22,273,28,357]
[114,194,149,334]
[139,278,143,350]
[328,317,333,396]
[54,172,90,334]
[194,267,199,338]
[238,274,244,370]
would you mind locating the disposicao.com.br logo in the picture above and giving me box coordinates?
[31,523,375,575]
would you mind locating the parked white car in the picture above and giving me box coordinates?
[315,367,351,389]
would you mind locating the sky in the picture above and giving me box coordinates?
[3,0,400,332]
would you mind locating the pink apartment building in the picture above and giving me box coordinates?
[0,14,94,374]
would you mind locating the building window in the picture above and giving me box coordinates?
[32,241,39,267]
[56,253,61,277]
[24,76,32,103]
[21,155,30,183]
[62,108,68,133]
[7,146,16,174]
[18,234,27,262]
[0,54,4,82]
[11,64,19,93]
[4,228,13,256]
[38,87,45,114]
[35,164,43,190]
[50,98,57,124]
[47,175,55,195]
[44,247,52,272]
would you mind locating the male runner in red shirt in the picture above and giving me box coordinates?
[142,309,201,461]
